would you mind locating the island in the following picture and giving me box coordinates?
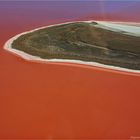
[4,21,140,71]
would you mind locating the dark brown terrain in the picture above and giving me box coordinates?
[12,22,140,70]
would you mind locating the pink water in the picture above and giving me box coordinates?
[0,1,140,139]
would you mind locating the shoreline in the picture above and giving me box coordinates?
[3,20,140,74]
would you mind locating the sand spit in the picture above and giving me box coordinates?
[3,20,140,74]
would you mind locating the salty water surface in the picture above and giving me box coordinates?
[1,1,140,139]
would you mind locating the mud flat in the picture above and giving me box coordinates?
[4,20,140,74]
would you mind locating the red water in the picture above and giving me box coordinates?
[1,2,140,139]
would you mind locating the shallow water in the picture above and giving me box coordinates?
[0,1,140,139]
[97,21,140,36]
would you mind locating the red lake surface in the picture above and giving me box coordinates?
[0,1,140,139]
